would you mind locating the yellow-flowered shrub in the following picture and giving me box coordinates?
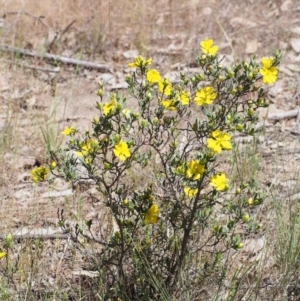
[32,39,281,300]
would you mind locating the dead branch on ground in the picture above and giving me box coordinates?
[0,45,112,73]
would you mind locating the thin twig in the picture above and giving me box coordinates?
[3,10,50,29]
[215,17,235,58]
[61,20,76,37]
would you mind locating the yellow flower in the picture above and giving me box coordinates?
[103,98,117,116]
[259,57,278,85]
[113,140,131,161]
[200,39,218,55]
[158,79,172,96]
[161,99,177,111]
[260,57,273,69]
[207,130,232,154]
[62,126,76,136]
[147,69,161,83]
[186,160,206,180]
[179,90,190,105]
[76,139,98,157]
[195,86,217,106]
[210,173,229,191]
[31,166,49,183]
[145,204,159,225]
[184,187,198,198]
[0,251,6,259]
[128,56,152,68]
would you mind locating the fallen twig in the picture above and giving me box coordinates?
[0,44,113,73]
[268,108,299,121]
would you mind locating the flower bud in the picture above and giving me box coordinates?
[50,161,57,170]
[237,242,244,249]
[4,233,13,249]
[227,68,234,78]
[254,199,260,205]
[230,88,237,95]
[208,121,214,128]
[104,162,111,170]
[141,119,148,127]
[198,73,204,80]
[257,223,263,229]
[146,92,152,101]
[243,214,250,222]
[248,108,254,116]
[153,117,159,125]
[95,115,100,122]
[133,112,140,120]
[214,225,220,233]
[5,233,13,244]
[96,89,103,97]
[236,124,243,131]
